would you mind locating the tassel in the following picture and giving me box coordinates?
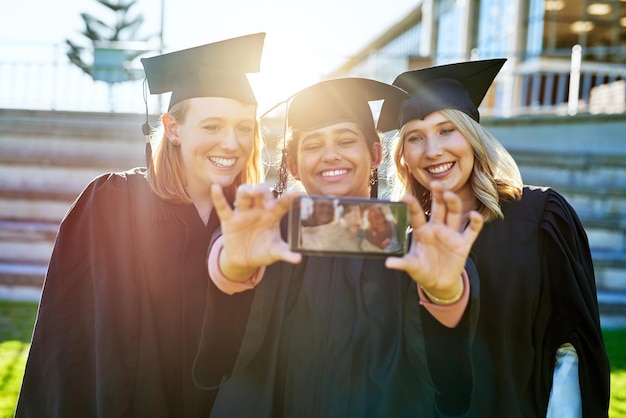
[273,149,289,198]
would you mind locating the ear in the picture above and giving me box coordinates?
[370,142,383,170]
[286,153,300,180]
[162,113,180,143]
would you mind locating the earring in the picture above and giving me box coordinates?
[171,139,180,146]
[369,168,378,198]
[369,169,378,186]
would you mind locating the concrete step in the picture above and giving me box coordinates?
[592,249,626,290]
[0,135,145,168]
[0,165,111,197]
[0,108,157,140]
[0,198,72,224]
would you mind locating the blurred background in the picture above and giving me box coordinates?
[0,0,625,325]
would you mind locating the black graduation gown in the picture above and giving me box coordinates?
[194,229,481,417]
[15,168,218,418]
[437,186,609,417]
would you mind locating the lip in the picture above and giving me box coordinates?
[425,162,454,178]
[318,167,350,182]
[208,156,237,169]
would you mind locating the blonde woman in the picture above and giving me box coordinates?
[379,58,610,417]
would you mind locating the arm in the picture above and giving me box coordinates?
[547,343,581,418]
[540,189,609,416]
[417,270,470,327]
[208,235,266,294]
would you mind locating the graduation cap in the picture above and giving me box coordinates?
[264,77,410,133]
[141,32,265,109]
[377,58,506,132]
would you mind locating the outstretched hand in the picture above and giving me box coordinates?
[211,184,302,282]
[385,181,483,300]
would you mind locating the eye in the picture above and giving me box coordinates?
[237,124,254,134]
[441,126,455,136]
[302,142,322,152]
[405,134,424,143]
[204,124,221,133]
[338,137,357,147]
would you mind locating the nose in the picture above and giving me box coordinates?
[321,144,341,163]
[220,127,238,151]
[424,138,443,158]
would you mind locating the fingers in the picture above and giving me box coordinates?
[235,184,261,211]
[384,255,409,272]
[271,189,301,219]
[441,190,463,231]
[428,181,464,231]
[401,194,426,230]
[272,243,303,265]
[211,184,233,222]
[463,210,484,244]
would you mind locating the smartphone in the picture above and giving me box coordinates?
[288,195,410,258]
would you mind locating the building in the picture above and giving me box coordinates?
[327,0,626,117]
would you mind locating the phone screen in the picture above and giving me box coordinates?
[288,195,410,258]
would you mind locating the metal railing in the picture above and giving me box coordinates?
[1,42,625,117]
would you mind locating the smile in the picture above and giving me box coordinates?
[209,157,236,168]
[427,162,453,175]
[321,169,348,177]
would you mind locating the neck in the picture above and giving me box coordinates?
[186,186,214,226]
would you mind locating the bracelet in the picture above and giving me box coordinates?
[420,275,464,305]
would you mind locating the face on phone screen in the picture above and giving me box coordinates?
[288,195,409,258]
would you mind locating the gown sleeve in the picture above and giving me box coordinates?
[192,228,255,390]
[539,189,610,417]
[15,172,143,418]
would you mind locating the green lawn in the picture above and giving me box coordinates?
[0,300,625,417]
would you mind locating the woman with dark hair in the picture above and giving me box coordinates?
[193,78,484,417]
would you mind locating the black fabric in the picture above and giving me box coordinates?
[16,168,218,417]
[194,221,482,417]
[462,186,610,417]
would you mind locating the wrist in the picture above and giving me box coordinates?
[218,246,258,282]
[420,275,464,305]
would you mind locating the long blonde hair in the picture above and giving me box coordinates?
[147,99,264,204]
[391,108,522,222]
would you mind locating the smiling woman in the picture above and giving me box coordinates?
[13,33,267,418]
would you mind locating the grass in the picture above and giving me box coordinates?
[0,301,37,418]
[0,301,624,417]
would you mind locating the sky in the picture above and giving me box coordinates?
[1,0,418,112]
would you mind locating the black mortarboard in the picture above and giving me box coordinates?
[268,78,410,133]
[377,58,506,132]
[141,32,265,109]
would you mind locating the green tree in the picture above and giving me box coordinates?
[65,0,153,83]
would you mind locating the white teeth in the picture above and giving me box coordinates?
[321,169,348,177]
[209,157,236,167]
[427,163,453,174]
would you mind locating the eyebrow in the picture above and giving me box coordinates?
[302,127,359,142]
[406,120,451,135]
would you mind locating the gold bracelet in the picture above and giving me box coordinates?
[420,275,464,305]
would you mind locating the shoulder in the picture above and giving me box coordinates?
[500,185,559,219]
[66,168,148,219]
[500,185,581,229]
[88,167,147,192]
